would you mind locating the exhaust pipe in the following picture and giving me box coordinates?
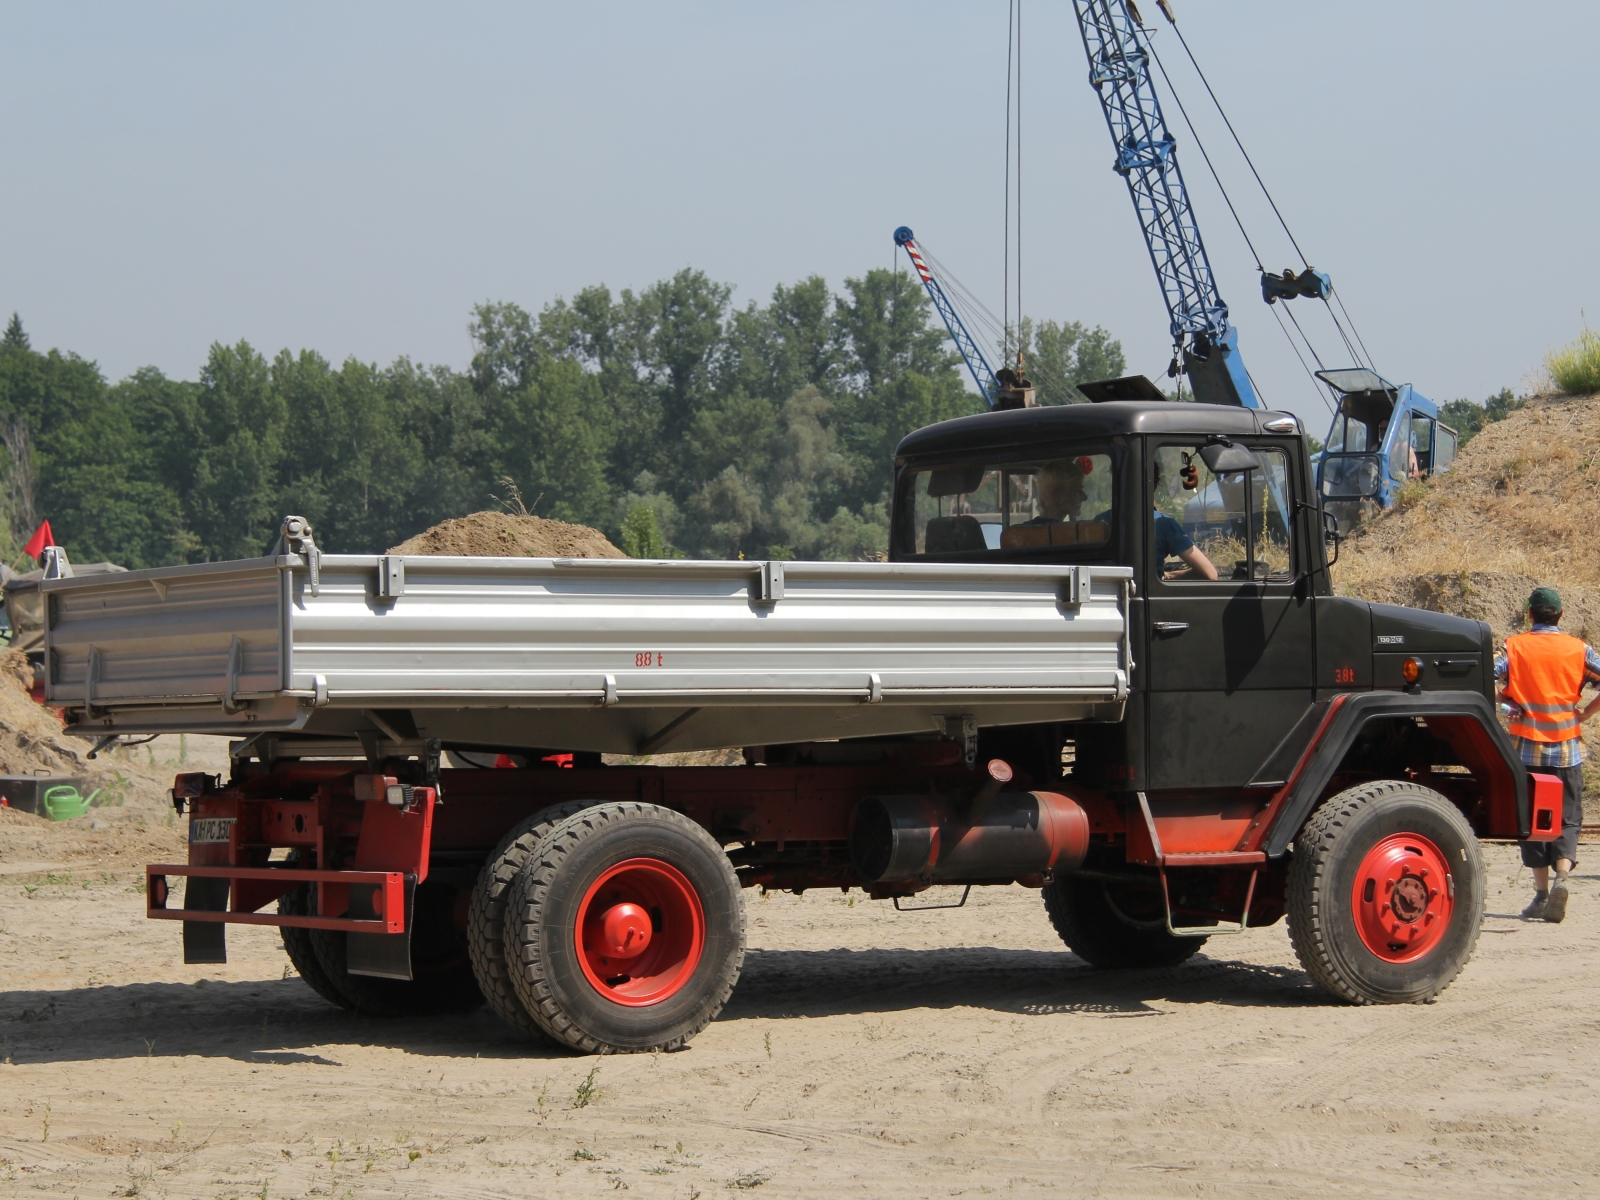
[849,768,1090,886]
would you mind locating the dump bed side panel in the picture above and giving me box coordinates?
[285,557,1128,706]
[43,556,1132,747]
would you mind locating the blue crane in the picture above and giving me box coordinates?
[893,226,1033,411]
[1070,0,1327,408]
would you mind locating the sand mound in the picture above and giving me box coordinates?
[388,511,626,559]
[0,648,100,779]
[1335,390,1600,637]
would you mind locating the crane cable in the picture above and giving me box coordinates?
[1002,0,1013,361]
[1159,8,1383,378]
[921,242,1089,406]
[1002,0,1024,371]
[1146,19,1345,408]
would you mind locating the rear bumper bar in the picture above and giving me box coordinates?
[146,864,408,933]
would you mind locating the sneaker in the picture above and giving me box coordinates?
[1544,882,1570,924]
[1522,892,1550,920]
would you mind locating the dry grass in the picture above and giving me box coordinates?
[1335,389,1600,610]
[1334,388,1600,766]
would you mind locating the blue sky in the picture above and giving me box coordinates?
[3,1,1596,433]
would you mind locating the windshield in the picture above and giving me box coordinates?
[1320,453,1383,498]
[899,449,1116,558]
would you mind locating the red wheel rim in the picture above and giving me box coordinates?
[575,857,705,1006]
[1351,832,1455,963]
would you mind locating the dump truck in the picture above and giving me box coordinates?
[42,400,1559,1053]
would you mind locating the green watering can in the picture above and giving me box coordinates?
[43,785,99,821]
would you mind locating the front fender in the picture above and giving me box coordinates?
[1261,691,1527,856]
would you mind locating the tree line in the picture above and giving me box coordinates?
[0,271,1123,568]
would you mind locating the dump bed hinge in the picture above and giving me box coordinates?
[275,515,321,596]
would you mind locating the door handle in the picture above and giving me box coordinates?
[1152,621,1189,633]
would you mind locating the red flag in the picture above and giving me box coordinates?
[22,519,53,560]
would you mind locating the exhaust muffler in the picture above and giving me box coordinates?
[848,760,1089,886]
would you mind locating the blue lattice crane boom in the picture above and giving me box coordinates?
[1070,1,1329,408]
[893,227,1002,408]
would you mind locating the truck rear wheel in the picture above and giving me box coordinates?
[1287,780,1484,1005]
[308,880,485,1017]
[467,801,597,1041]
[1042,872,1207,968]
[278,884,354,1011]
[503,802,745,1053]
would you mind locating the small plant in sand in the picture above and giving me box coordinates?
[1547,328,1600,395]
[571,1065,603,1109]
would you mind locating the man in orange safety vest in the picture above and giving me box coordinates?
[1496,587,1600,922]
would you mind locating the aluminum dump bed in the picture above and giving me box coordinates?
[44,554,1133,756]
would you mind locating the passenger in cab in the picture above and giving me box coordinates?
[1033,460,1089,523]
[1000,459,1109,549]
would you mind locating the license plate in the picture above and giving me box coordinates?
[188,817,235,845]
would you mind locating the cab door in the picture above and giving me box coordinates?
[1142,440,1316,791]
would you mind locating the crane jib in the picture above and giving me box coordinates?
[1072,0,1261,409]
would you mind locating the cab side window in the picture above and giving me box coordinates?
[1153,445,1296,583]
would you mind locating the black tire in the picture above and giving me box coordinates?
[278,884,355,1011]
[1042,872,1208,968]
[1287,780,1485,1005]
[309,880,486,1018]
[504,802,745,1053]
[467,800,598,1041]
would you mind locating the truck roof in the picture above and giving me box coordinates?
[895,401,1301,461]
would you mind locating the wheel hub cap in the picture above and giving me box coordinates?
[576,857,706,1006]
[1351,832,1455,963]
[600,902,653,959]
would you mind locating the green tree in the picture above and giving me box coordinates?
[1440,387,1521,448]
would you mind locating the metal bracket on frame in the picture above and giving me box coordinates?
[223,635,247,714]
[376,555,405,601]
[941,714,979,767]
[1136,791,1258,939]
[1058,565,1085,607]
[752,560,785,604]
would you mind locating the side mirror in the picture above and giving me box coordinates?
[1199,441,1262,474]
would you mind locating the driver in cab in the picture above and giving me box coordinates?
[1153,460,1218,580]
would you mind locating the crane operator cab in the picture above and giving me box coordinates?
[1314,368,1457,533]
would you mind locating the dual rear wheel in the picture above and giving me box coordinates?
[278,802,745,1051]
[477,801,745,1052]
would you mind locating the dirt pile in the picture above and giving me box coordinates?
[0,649,102,781]
[388,511,626,559]
[1335,390,1600,643]
[0,802,186,875]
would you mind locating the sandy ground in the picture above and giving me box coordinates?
[0,838,1596,1200]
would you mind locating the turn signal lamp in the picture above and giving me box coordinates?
[1401,657,1424,685]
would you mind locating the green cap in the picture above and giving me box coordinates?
[1529,586,1562,611]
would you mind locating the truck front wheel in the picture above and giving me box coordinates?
[1041,873,1207,968]
[503,802,746,1053]
[1287,781,1484,1004]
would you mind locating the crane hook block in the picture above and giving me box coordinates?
[1261,267,1332,304]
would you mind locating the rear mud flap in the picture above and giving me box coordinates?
[182,876,230,964]
[346,877,415,980]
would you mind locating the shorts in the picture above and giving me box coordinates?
[1521,762,1584,869]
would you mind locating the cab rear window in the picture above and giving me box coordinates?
[900,451,1115,558]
